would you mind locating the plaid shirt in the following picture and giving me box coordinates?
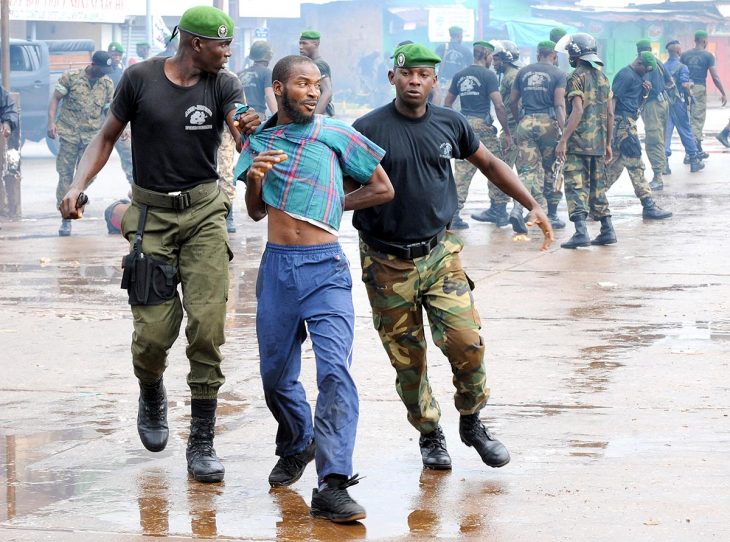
[235,114,385,231]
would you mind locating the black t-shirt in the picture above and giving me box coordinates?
[448,65,499,118]
[513,62,567,114]
[680,49,715,85]
[612,65,644,118]
[315,58,335,117]
[352,101,480,242]
[238,63,272,113]
[111,58,242,192]
[435,42,472,80]
[108,65,124,88]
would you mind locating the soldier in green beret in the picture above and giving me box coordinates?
[59,5,261,484]
[135,41,150,61]
[298,30,335,116]
[445,40,512,229]
[106,42,135,185]
[435,25,473,104]
[681,30,726,157]
[550,27,567,43]
[353,42,553,473]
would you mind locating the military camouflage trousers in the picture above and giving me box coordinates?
[115,133,134,184]
[453,116,509,210]
[563,153,611,221]
[217,129,238,200]
[359,232,489,434]
[515,114,563,207]
[55,138,94,206]
[690,84,707,143]
[500,127,518,168]
[606,117,651,200]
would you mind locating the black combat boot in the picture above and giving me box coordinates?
[663,157,672,176]
[471,200,498,222]
[492,203,509,227]
[547,202,566,229]
[137,378,168,452]
[560,219,591,249]
[268,439,316,487]
[649,173,663,192]
[683,154,691,164]
[697,141,709,160]
[226,209,236,233]
[419,426,452,470]
[58,218,72,237]
[717,128,730,148]
[186,417,225,483]
[641,197,672,220]
[459,414,510,468]
[450,212,469,230]
[591,216,617,245]
[509,203,528,234]
[310,474,366,523]
[690,156,705,173]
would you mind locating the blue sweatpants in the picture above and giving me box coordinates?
[256,242,359,481]
[665,99,699,158]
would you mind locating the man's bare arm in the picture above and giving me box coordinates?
[344,165,394,211]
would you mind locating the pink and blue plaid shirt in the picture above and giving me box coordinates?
[235,114,385,231]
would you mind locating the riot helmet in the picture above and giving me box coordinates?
[555,33,603,68]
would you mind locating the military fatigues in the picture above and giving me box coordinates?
[499,65,519,168]
[54,69,114,205]
[563,63,611,220]
[641,58,671,183]
[0,88,21,218]
[681,48,716,144]
[115,133,134,184]
[217,129,237,200]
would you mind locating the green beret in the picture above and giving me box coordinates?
[695,30,708,40]
[636,39,652,52]
[178,6,234,40]
[108,42,124,54]
[392,43,441,69]
[639,51,657,70]
[549,28,567,42]
[448,26,463,35]
[473,40,494,51]
[300,30,321,41]
[538,40,556,51]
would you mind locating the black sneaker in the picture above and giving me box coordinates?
[419,426,452,470]
[310,474,366,523]
[459,414,510,468]
[268,440,315,487]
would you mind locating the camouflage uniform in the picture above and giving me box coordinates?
[115,132,134,184]
[605,115,651,199]
[690,83,707,143]
[515,114,562,208]
[54,68,114,205]
[217,129,237,200]
[0,89,21,218]
[453,117,508,211]
[499,65,519,168]
[563,64,611,221]
[359,232,487,433]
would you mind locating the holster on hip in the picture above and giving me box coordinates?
[120,204,179,305]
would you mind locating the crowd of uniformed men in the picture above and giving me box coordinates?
[6,4,723,525]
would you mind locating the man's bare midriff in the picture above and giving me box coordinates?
[266,206,338,245]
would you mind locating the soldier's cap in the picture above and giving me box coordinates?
[108,41,124,54]
[392,43,441,69]
[136,41,151,48]
[638,51,657,71]
[636,39,652,52]
[695,30,709,40]
[538,40,556,52]
[665,39,680,50]
[249,40,273,61]
[473,40,494,51]
[172,6,235,41]
[549,27,567,43]
[300,30,321,41]
[448,26,463,35]
[91,51,114,74]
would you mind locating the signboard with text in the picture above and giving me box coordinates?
[10,0,127,22]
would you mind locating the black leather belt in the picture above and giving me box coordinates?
[132,181,218,210]
[360,229,446,259]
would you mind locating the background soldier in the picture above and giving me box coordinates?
[636,39,673,191]
[435,26,472,105]
[0,86,20,218]
[664,40,705,178]
[298,30,335,116]
[238,41,277,118]
[607,52,672,221]
[555,33,615,249]
[353,43,553,473]
[107,42,134,186]
[511,40,567,234]
[48,51,114,236]
[681,30,726,158]
[445,41,512,229]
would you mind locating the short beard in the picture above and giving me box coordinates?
[282,89,315,125]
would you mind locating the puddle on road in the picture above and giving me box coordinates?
[568,439,608,459]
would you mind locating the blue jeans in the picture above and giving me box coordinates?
[256,242,358,481]
[665,99,699,157]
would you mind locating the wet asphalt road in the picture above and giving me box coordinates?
[1,118,729,541]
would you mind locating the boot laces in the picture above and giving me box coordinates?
[421,428,447,452]
[325,474,364,505]
[462,417,494,441]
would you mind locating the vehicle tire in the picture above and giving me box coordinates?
[46,136,59,156]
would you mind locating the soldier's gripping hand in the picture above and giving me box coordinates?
[234,109,262,136]
[246,150,288,183]
[526,206,555,251]
[59,188,85,220]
